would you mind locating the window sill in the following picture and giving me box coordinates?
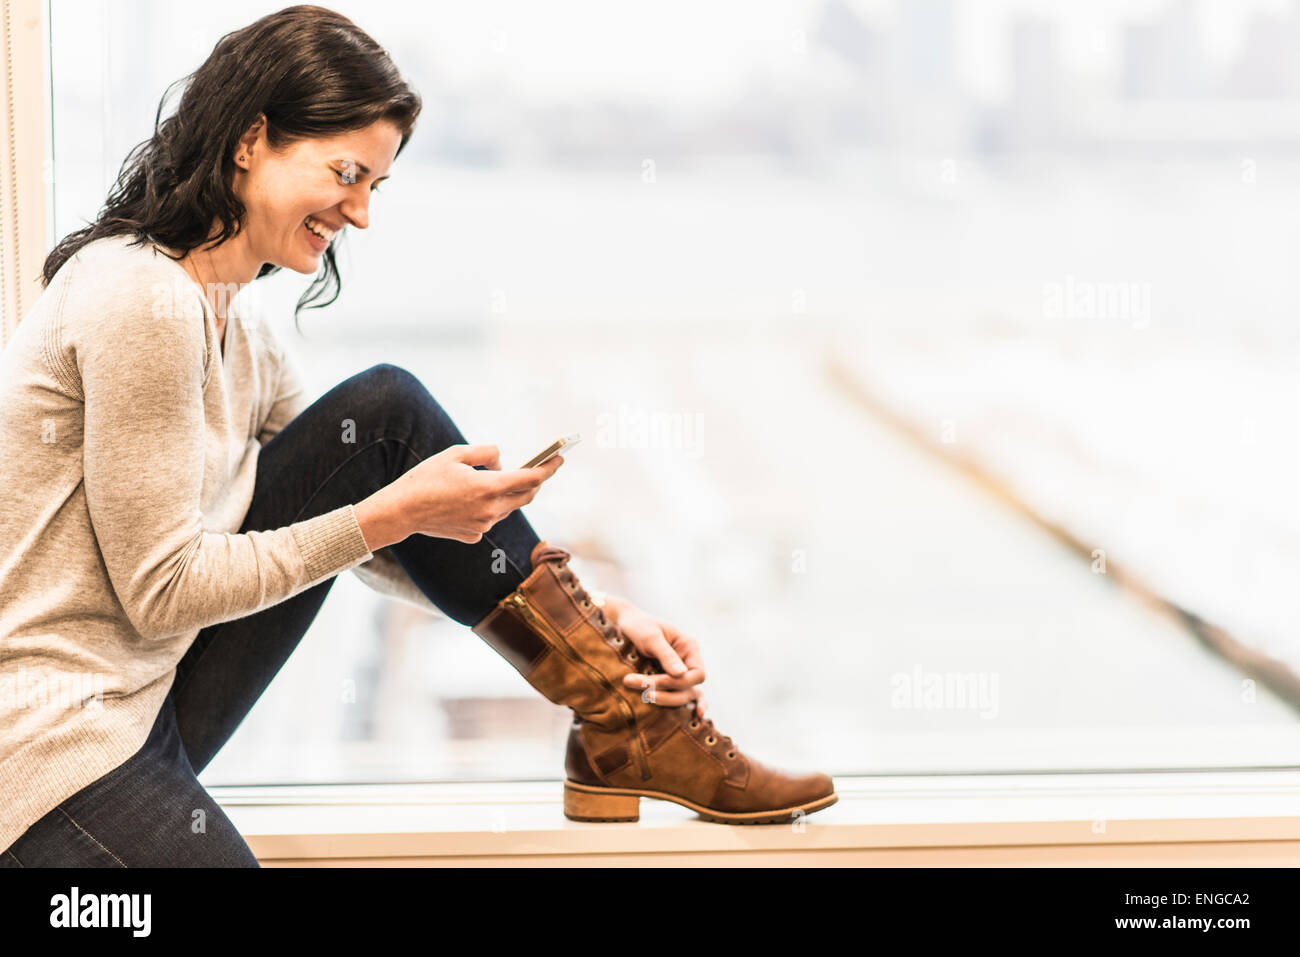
[211,769,1300,866]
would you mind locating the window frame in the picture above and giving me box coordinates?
[0,0,51,349]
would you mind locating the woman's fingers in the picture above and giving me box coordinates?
[661,623,705,680]
[497,457,562,496]
[630,681,704,709]
[502,484,541,499]
[636,629,687,677]
[623,668,704,694]
[485,458,562,524]
[617,616,708,698]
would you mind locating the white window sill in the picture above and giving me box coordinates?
[211,769,1300,866]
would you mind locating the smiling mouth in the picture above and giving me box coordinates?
[303,215,338,246]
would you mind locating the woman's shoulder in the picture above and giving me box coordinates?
[46,233,215,384]
[46,235,191,328]
[60,232,182,280]
[56,233,205,324]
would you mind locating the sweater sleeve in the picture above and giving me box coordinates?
[256,324,447,619]
[71,268,376,641]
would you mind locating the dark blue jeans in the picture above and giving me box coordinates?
[1,364,542,867]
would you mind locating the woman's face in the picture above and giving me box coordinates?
[233,117,403,274]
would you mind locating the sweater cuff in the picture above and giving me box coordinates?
[290,504,374,583]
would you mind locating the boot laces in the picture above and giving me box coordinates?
[556,557,738,757]
[690,700,736,754]
[561,571,621,642]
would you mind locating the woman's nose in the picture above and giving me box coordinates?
[340,192,370,230]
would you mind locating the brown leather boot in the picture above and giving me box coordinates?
[470,539,838,824]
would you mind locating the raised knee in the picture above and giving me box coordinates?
[360,363,428,402]
[353,363,448,437]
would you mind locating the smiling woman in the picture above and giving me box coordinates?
[39,3,421,329]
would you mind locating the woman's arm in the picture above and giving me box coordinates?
[73,264,374,639]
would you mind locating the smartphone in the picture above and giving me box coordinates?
[521,433,581,469]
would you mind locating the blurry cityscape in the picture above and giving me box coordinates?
[44,0,1300,792]
[393,0,1300,162]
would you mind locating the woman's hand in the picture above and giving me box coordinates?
[358,443,563,548]
[605,595,710,717]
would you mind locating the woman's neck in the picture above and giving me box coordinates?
[177,230,262,337]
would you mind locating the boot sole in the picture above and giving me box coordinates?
[564,780,838,825]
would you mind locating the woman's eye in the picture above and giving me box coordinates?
[335,169,381,192]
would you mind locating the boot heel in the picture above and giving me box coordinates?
[564,782,640,822]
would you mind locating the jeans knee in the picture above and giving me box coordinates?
[360,363,427,401]
[351,363,456,448]
[353,363,438,419]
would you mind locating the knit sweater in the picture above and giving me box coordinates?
[0,233,444,852]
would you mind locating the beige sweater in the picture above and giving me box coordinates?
[0,233,443,852]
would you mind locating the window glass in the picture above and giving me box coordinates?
[50,0,1300,785]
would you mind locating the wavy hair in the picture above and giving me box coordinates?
[40,5,421,330]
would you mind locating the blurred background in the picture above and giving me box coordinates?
[47,0,1300,784]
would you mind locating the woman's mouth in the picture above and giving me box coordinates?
[302,215,336,252]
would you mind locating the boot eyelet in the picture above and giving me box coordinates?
[611,636,623,646]
[689,720,699,729]
[705,735,716,745]
[628,650,638,660]
[726,751,736,759]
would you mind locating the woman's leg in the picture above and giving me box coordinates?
[171,363,542,776]
[1,692,260,867]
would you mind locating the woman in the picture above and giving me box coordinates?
[0,5,835,867]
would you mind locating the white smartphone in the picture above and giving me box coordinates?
[520,433,581,470]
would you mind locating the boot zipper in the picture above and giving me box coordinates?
[504,591,652,780]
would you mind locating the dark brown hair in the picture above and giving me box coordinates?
[41,5,421,329]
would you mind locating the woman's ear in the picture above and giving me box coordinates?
[235,113,267,168]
